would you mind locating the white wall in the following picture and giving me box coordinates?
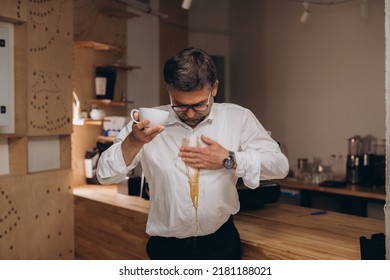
[126,0,160,110]
[129,0,386,174]
[229,0,385,172]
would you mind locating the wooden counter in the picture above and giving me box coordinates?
[74,184,384,260]
[279,178,386,217]
[235,206,384,259]
[280,178,386,201]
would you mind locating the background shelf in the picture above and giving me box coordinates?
[96,135,115,142]
[74,40,122,52]
[97,63,141,71]
[89,99,134,107]
[99,8,140,19]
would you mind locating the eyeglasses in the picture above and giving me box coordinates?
[170,91,212,112]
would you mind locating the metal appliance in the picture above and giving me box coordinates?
[346,136,361,184]
[346,135,385,187]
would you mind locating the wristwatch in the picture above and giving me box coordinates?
[222,151,236,169]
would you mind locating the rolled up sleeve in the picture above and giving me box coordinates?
[234,109,289,189]
[96,123,140,185]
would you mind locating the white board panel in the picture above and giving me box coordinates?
[0,138,10,175]
[0,21,15,133]
[28,136,61,173]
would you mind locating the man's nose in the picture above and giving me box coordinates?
[185,108,196,118]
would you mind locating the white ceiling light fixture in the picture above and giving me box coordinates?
[361,0,368,18]
[182,0,193,10]
[300,1,311,23]
[292,0,369,22]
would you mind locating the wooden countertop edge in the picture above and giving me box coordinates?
[73,184,149,214]
[280,178,386,200]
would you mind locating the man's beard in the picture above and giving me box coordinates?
[179,114,207,127]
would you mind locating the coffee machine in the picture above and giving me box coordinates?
[346,135,385,187]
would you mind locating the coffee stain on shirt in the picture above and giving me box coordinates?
[181,137,201,230]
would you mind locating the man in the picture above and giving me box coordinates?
[96,47,289,260]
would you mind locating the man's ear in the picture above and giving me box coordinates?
[212,80,219,97]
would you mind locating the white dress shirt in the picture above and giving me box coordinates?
[96,103,289,238]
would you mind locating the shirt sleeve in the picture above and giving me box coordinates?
[234,109,289,189]
[96,122,141,185]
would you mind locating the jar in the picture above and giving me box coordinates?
[90,106,106,120]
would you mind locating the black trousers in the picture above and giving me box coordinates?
[146,216,242,260]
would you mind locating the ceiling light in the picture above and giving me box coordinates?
[182,0,193,10]
[361,0,368,18]
[300,1,311,23]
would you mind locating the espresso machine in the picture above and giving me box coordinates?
[346,135,385,187]
[358,136,385,187]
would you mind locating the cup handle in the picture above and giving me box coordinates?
[130,109,140,123]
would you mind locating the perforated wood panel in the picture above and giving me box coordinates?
[0,0,74,259]
[27,0,73,136]
[0,170,74,259]
[0,0,28,22]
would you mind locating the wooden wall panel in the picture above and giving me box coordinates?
[8,137,27,175]
[74,0,126,48]
[27,0,73,136]
[60,135,72,170]
[0,0,28,22]
[0,170,74,259]
[0,0,74,260]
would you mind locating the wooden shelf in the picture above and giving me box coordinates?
[96,135,115,142]
[89,99,134,107]
[99,8,140,19]
[83,119,106,126]
[74,41,122,52]
[97,63,141,71]
[75,118,118,126]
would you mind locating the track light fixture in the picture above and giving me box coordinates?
[300,1,310,23]
[182,0,193,10]
[295,0,369,23]
[361,0,368,18]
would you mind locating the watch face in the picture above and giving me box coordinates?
[223,157,234,169]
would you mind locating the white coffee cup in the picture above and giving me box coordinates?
[130,107,169,127]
